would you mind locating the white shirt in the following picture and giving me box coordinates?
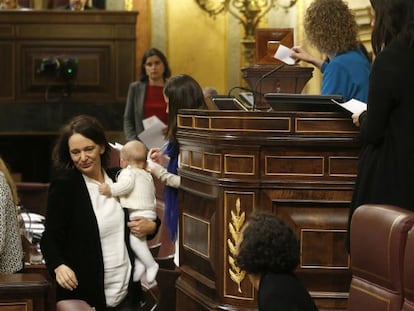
[83,172,131,307]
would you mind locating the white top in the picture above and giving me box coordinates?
[154,166,181,188]
[83,173,131,307]
[110,166,156,212]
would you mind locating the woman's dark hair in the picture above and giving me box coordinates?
[235,211,300,275]
[163,74,206,142]
[140,48,172,82]
[52,114,110,170]
[370,0,414,55]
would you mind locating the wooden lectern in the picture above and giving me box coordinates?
[242,65,314,109]
[175,102,360,310]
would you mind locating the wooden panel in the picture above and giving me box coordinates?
[224,154,255,175]
[20,44,112,99]
[176,109,360,310]
[0,43,14,98]
[329,156,359,177]
[0,10,137,132]
[0,274,49,311]
[296,117,358,134]
[183,213,210,258]
[0,300,32,311]
[266,155,324,176]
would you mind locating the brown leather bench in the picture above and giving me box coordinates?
[348,204,414,311]
[402,227,414,311]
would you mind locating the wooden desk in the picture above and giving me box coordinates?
[174,107,360,310]
[0,273,49,311]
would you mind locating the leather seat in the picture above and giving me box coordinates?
[56,299,94,311]
[402,228,414,311]
[347,204,414,311]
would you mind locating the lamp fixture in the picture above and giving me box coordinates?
[194,0,297,65]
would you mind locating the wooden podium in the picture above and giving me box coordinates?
[175,103,360,310]
[241,65,314,109]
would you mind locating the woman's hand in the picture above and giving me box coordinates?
[55,264,78,291]
[99,182,111,196]
[148,147,162,163]
[146,159,163,176]
[128,216,156,239]
[291,46,323,68]
[148,147,169,166]
[352,112,362,127]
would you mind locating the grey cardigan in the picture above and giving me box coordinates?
[123,81,147,141]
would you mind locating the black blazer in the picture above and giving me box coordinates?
[40,168,159,310]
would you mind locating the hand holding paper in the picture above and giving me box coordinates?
[331,98,367,115]
[273,44,296,65]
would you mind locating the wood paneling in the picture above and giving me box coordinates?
[175,108,360,310]
[0,274,49,311]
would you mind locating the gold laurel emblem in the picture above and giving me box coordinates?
[227,198,246,293]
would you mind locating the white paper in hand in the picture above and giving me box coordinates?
[138,116,167,149]
[109,142,124,150]
[331,98,367,114]
[273,44,296,65]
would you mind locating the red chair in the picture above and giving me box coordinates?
[348,204,414,311]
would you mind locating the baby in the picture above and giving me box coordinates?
[99,140,159,283]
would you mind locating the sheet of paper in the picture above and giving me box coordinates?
[138,116,167,149]
[143,115,164,130]
[332,98,367,114]
[109,142,124,150]
[273,44,296,65]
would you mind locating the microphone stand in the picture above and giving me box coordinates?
[252,64,285,111]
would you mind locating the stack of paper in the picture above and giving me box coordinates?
[20,212,45,242]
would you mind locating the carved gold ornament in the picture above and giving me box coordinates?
[227,197,246,293]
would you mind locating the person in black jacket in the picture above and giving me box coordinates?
[41,114,160,311]
[348,0,414,251]
[235,212,318,311]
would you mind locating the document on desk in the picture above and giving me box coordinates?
[331,98,367,114]
[138,115,167,149]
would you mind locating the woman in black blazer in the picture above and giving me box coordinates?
[41,114,160,311]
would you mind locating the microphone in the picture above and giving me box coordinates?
[252,64,285,111]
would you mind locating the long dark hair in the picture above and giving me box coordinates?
[370,0,414,55]
[163,74,206,142]
[52,115,110,170]
[140,48,172,82]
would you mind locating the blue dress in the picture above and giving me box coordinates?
[163,141,180,242]
[321,49,371,102]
